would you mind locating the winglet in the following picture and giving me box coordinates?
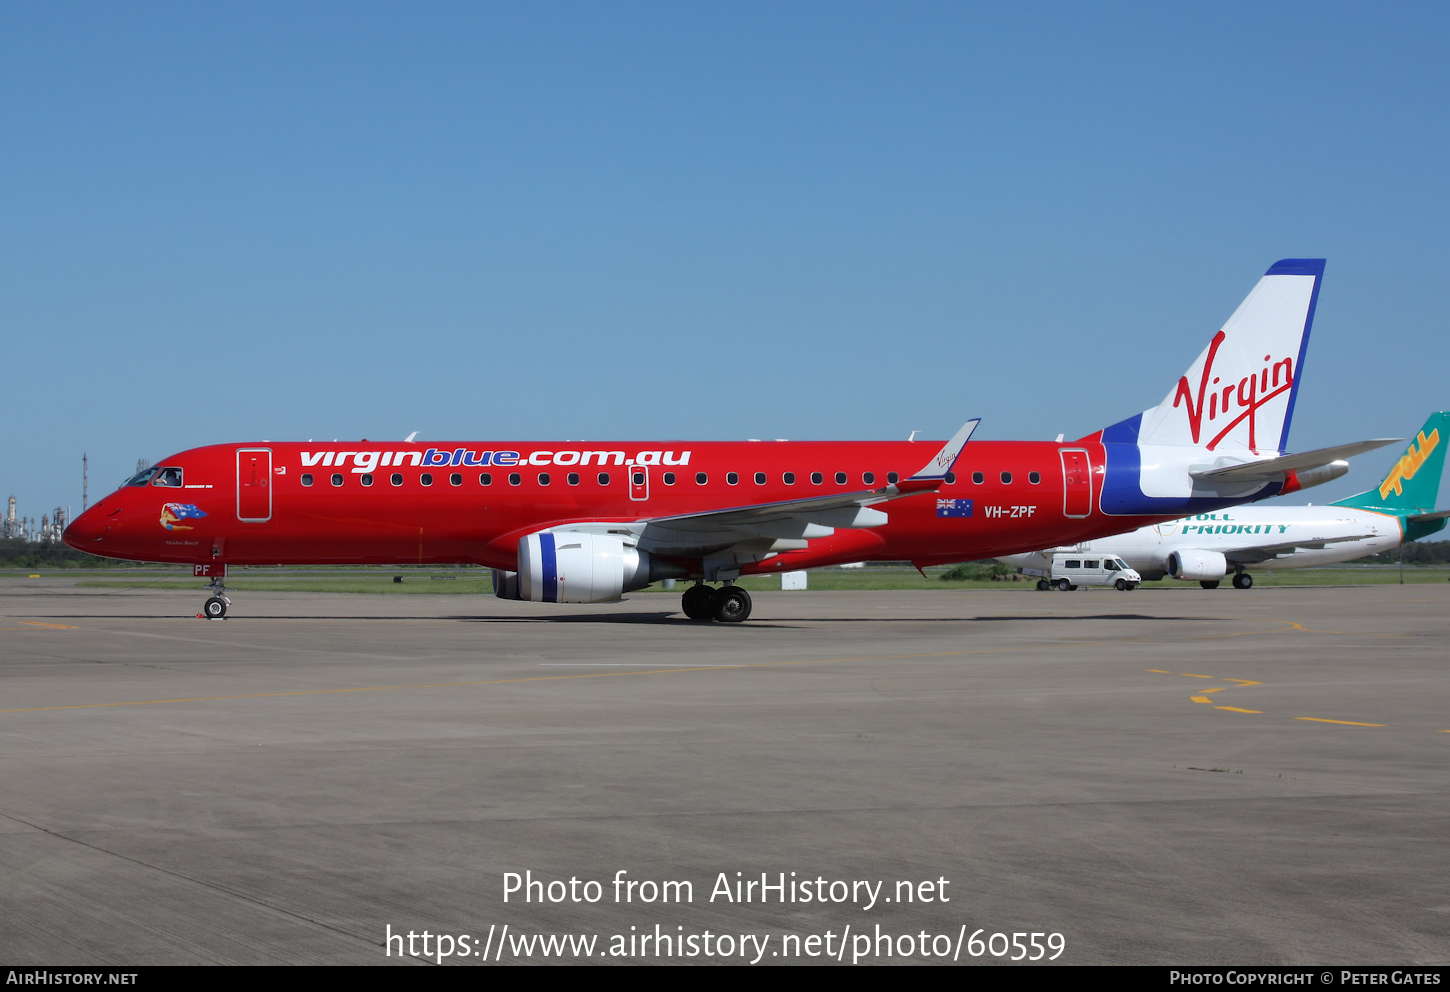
[908,419,980,481]
[404,431,419,443]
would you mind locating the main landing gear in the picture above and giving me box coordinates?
[1232,571,1253,589]
[681,582,753,623]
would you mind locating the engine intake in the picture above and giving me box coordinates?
[495,531,686,603]
[1167,549,1228,581]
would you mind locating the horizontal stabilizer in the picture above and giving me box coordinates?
[1407,509,1450,524]
[1190,438,1403,484]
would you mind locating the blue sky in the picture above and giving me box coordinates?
[2,2,1446,519]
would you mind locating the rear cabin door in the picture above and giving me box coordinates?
[237,448,273,522]
[629,464,649,501]
[1059,448,1092,519]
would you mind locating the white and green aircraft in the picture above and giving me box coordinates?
[1001,413,1450,589]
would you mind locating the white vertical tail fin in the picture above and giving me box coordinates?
[1137,259,1323,456]
[1098,259,1325,515]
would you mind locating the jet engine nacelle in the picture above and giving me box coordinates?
[1167,549,1228,581]
[495,531,686,603]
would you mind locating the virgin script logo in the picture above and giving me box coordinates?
[1172,331,1295,452]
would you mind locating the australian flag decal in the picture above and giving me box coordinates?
[936,498,973,518]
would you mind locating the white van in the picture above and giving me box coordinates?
[1020,553,1141,591]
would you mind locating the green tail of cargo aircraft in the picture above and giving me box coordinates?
[1332,411,1450,543]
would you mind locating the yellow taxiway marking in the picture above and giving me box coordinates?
[1222,678,1261,686]
[0,643,1045,715]
[1295,717,1386,727]
[1215,706,1263,714]
[0,621,77,631]
[1181,673,1213,679]
[1190,696,1211,704]
[1146,669,1171,674]
[1200,687,1226,693]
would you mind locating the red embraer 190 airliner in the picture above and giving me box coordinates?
[66,260,1388,622]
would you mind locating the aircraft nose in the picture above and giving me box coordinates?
[63,506,114,550]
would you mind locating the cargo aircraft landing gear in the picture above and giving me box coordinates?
[680,582,753,623]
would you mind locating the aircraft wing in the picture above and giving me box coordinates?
[1223,534,1378,564]
[1190,438,1403,484]
[551,420,980,557]
[642,419,977,547]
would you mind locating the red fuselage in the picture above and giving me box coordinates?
[64,437,1168,573]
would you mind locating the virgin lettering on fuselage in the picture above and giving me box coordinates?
[299,449,694,471]
[67,259,1388,617]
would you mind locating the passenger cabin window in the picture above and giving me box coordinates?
[421,473,433,486]
[152,467,183,487]
[862,472,874,485]
[538,473,550,486]
[392,473,404,486]
[1029,471,1041,484]
[598,473,611,485]
[944,472,955,484]
[331,474,344,487]
[887,472,899,484]
[632,471,644,486]
[567,473,580,486]
[834,472,847,485]
[754,472,766,485]
[125,467,160,487]
[696,472,708,485]
[726,472,739,485]
[972,472,984,484]
[783,472,796,485]
[361,474,374,486]
[810,472,823,485]
[301,474,314,487]
[478,473,491,486]
[508,473,521,486]
[1000,471,1013,484]
[663,472,676,485]
[450,473,463,486]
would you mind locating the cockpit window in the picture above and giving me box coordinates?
[152,467,184,487]
[125,467,160,487]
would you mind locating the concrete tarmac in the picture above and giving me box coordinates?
[1,577,1447,965]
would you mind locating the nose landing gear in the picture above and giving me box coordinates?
[200,576,230,619]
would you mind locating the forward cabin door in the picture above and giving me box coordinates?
[1059,448,1092,519]
[237,448,273,522]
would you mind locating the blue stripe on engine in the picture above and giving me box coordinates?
[540,533,558,603]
